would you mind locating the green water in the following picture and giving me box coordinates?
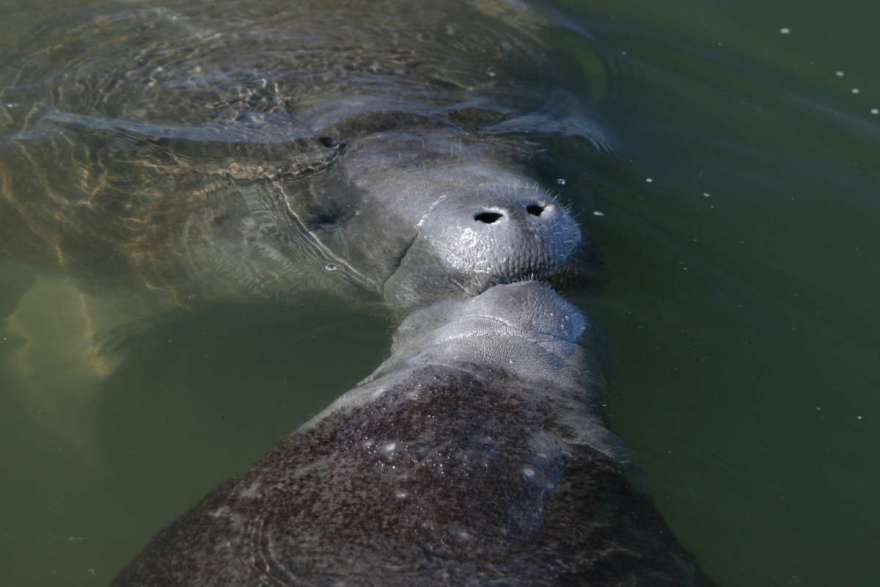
[1,1,879,585]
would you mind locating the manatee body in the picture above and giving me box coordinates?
[0,0,598,310]
[114,283,706,586]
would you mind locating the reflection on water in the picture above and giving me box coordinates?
[2,0,879,585]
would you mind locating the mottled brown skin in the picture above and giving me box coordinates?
[115,368,702,586]
[114,284,707,586]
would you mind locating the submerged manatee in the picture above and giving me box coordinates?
[114,282,707,586]
[0,0,605,312]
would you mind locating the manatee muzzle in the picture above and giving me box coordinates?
[383,186,583,307]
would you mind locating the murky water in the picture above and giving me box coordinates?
[1,0,878,585]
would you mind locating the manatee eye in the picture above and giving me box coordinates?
[474,211,503,224]
[526,203,545,216]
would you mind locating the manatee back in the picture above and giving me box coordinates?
[3,0,548,127]
[114,364,706,586]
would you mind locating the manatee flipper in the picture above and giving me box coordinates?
[4,275,165,456]
[0,262,35,320]
[6,275,160,380]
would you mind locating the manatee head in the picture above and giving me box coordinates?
[392,281,587,354]
[305,130,591,308]
[375,281,594,390]
[382,170,583,307]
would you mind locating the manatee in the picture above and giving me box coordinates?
[0,0,604,317]
[113,282,708,586]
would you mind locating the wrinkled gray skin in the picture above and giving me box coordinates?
[0,0,596,310]
[184,130,583,308]
[114,283,707,586]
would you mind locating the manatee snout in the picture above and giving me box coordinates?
[383,183,584,307]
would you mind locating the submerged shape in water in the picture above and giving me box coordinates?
[0,0,610,316]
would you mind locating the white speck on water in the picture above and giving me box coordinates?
[88,569,96,576]
[323,263,338,272]
[645,177,654,183]
[816,406,822,412]
[857,415,863,421]
[779,27,791,35]
[702,192,712,198]
[835,70,845,77]
[522,466,536,478]
[556,177,567,186]
[395,490,409,499]
[620,50,628,56]
[851,88,860,94]
[382,442,398,453]
[487,68,497,78]
[592,210,605,217]
[870,108,879,115]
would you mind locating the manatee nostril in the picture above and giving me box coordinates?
[526,203,545,217]
[474,211,504,224]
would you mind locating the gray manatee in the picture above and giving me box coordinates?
[0,0,602,312]
[113,282,707,586]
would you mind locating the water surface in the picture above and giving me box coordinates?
[1,1,879,585]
